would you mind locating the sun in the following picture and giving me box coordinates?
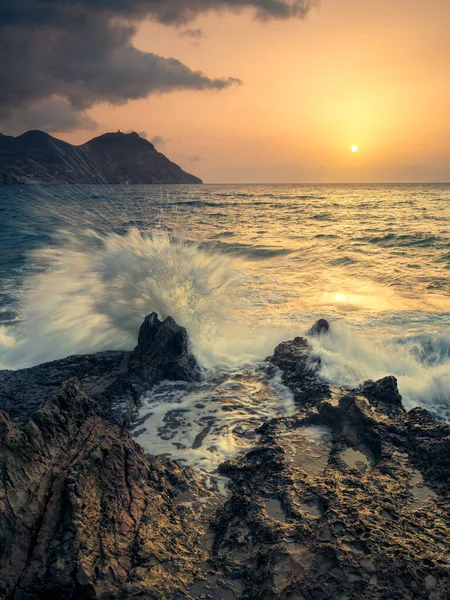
[351,145,359,153]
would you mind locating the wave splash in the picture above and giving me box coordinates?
[311,321,450,421]
[1,226,449,423]
[0,228,244,369]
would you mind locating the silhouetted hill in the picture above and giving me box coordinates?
[0,130,202,184]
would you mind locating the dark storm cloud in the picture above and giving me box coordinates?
[0,98,98,136]
[0,1,314,26]
[0,0,313,133]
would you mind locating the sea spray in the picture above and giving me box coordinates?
[310,320,450,421]
[0,228,245,368]
[1,222,449,422]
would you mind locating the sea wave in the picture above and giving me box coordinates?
[0,229,244,369]
[200,240,294,260]
[1,183,450,423]
[364,233,441,248]
[311,321,450,422]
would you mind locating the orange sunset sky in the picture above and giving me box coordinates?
[31,0,450,183]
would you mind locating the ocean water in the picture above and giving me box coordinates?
[1,183,449,471]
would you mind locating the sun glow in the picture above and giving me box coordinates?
[351,145,359,153]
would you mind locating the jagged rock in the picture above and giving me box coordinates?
[128,312,201,391]
[360,375,404,410]
[0,351,128,422]
[102,313,201,425]
[0,381,213,600]
[307,319,330,337]
[269,336,331,407]
[0,319,449,600]
[407,408,450,490]
[0,313,200,425]
[214,375,450,600]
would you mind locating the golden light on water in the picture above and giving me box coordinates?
[351,145,359,153]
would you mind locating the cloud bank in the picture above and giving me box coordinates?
[0,0,313,133]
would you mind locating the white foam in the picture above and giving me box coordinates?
[0,326,15,353]
[132,365,295,474]
[310,321,450,421]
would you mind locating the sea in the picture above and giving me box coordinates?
[1,183,449,474]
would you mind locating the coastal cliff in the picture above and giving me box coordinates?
[0,316,449,599]
[0,131,203,185]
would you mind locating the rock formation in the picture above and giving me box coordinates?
[0,313,200,425]
[0,130,203,184]
[0,381,213,599]
[269,336,330,407]
[0,316,449,599]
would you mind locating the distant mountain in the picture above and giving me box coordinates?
[0,130,202,184]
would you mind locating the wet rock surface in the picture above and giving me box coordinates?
[0,316,449,599]
[307,319,330,338]
[127,313,201,393]
[0,351,128,422]
[0,313,200,425]
[213,393,450,600]
[0,381,215,599]
[269,332,331,407]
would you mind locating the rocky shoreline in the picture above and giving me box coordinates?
[0,315,449,599]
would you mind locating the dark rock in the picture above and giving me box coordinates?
[0,321,449,600]
[407,408,450,489]
[102,313,201,424]
[0,130,203,184]
[128,312,201,391]
[0,313,201,425]
[0,351,128,422]
[307,318,330,337]
[212,392,450,600]
[0,381,214,599]
[360,376,404,410]
[269,336,331,407]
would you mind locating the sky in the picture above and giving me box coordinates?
[1,0,450,183]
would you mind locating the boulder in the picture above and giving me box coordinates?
[360,375,403,409]
[307,318,330,337]
[269,336,330,407]
[127,312,201,391]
